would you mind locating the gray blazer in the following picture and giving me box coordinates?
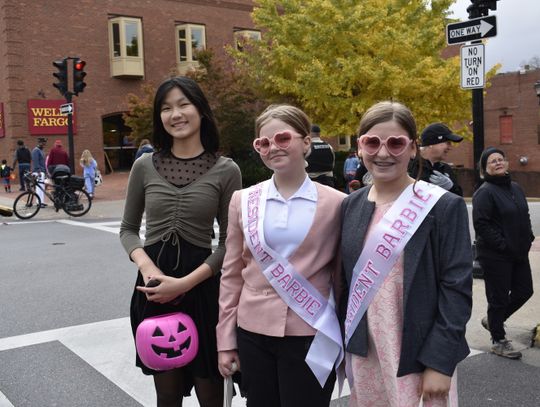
[340,187,472,377]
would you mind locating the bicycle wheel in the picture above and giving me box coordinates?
[13,191,41,220]
[62,188,92,217]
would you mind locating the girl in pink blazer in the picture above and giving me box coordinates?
[216,104,345,406]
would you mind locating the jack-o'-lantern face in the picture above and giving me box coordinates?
[150,321,192,358]
[136,312,199,371]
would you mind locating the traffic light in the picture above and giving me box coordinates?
[468,0,499,19]
[73,59,87,95]
[52,58,68,96]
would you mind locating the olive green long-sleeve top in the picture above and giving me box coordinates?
[120,153,242,274]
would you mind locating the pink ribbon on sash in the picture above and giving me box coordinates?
[344,181,447,345]
[242,181,344,387]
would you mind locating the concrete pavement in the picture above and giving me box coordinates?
[1,171,539,406]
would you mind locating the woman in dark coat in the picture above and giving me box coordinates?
[473,147,534,360]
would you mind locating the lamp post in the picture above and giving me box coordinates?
[535,80,540,105]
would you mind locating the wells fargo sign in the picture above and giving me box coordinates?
[27,99,76,135]
[0,102,5,138]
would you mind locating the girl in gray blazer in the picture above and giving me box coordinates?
[340,101,472,407]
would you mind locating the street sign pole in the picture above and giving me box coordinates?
[471,39,484,188]
[65,91,75,172]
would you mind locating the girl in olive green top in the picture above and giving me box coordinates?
[120,77,241,407]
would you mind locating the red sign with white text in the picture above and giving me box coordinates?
[0,102,5,138]
[27,99,76,135]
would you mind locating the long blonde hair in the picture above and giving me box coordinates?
[80,149,94,166]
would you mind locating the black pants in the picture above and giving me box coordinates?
[479,255,533,341]
[237,327,336,407]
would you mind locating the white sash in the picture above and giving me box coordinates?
[241,181,344,387]
[344,181,447,345]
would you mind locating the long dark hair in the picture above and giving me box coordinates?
[152,77,219,154]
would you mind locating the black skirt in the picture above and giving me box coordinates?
[129,236,221,395]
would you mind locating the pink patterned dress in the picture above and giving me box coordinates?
[345,202,458,407]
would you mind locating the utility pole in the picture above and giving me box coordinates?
[466,0,499,185]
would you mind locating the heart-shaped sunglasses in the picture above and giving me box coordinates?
[358,134,412,157]
[253,131,304,156]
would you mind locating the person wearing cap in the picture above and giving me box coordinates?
[46,139,70,176]
[12,140,32,191]
[472,147,534,360]
[31,137,48,207]
[408,123,463,196]
[305,124,336,187]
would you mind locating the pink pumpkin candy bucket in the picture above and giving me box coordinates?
[136,312,199,371]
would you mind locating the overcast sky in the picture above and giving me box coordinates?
[449,0,540,72]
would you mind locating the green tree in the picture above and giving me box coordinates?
[122,84,155,145]
[189,49,272,185]
[233,0,495,137]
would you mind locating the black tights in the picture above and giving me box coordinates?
[153,369,223,407]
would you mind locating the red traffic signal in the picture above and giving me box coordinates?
[73,59,87,95]
[74,60,86,71]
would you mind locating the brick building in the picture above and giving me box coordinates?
[445,68,540,196]
[0,0,256,173]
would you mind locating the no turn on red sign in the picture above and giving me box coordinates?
[461,44,485,90]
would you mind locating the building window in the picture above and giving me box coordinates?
[234,29,261,51]
[108,17,144,77]
[499,115,513,144]
[176,24,205,74]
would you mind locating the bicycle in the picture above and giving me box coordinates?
[13,172,92,219]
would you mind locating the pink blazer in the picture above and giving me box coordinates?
[217,182,345,351]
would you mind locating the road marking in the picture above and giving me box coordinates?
[0,318,352,406]
[0,391,15,407]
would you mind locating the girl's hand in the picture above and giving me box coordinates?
[138,261,163,286]
[136,274,192,304]
[218,350,241,378]
[419,368,451,403]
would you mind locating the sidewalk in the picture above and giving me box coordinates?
[0,171,130,220]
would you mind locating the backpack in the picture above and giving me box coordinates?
[0,165,11,178]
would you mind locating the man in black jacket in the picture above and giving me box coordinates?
[409,123,463,196]
[305,124,335,187]
[12,139,32,191]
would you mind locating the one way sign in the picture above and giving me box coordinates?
[446,15,497,45]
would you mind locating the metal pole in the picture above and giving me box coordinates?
[66,92,75,172]
[471,39,484,188]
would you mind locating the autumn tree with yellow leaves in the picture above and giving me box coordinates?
[233,0,495,137]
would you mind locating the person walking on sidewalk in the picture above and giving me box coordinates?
[12,140,31,191]
[217,105,345,407]
[46,139,69,176]
[473,147,534,360]
[80,150,98,199]
[341,101,472,407]
[1,159,13,192]
[120,76,242,407]
[31,137,47,208]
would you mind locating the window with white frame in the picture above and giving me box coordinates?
[176,24,206,65]
[108,17,144,77]
[234,29,261,51]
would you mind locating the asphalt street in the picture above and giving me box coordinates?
[1,181,539,406]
